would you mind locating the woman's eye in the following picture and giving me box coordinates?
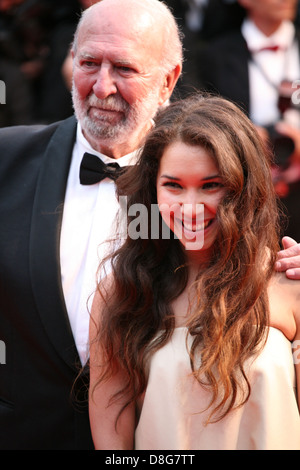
[202,181,223,190]
[163,182,182,189]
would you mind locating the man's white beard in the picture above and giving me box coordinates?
[72,83,162,145]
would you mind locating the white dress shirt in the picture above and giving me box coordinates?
[242,19,300,127]
[60,123,139,364]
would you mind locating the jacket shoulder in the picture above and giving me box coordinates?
[0,116,77,177]
[0,116,76,154]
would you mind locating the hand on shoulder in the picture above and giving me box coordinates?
[275,236,300,280]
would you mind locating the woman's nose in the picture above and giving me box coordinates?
[180,193,204,220]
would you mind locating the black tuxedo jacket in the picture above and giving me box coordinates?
[198,29,252,114]
[0,116,94,449]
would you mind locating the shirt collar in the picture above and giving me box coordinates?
[76,122,140,167]
[242,18,295,52]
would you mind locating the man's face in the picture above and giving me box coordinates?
[72,6,168,155]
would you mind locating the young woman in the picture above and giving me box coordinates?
[89,94,300,450]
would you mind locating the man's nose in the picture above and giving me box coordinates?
[92,65,117,99]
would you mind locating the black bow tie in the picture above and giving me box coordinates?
[80,152,126,185]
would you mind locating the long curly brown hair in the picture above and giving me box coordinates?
[92,94,282,424]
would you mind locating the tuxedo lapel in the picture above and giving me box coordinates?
[29,116,80,370]
[223,35,251,115]
[199,31,251,115]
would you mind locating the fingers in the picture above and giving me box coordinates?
[275,237,300,279]
[285,268,300,280]
[275,253,300,279]
[277,236,300,259]
[282,236,298,249]
[275,258,300,278]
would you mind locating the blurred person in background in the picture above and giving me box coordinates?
[198,0,300,241]
[0,0,34,125]
[164,0,245,96]
[0,0,83,125]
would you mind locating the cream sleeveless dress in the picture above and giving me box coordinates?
[135,327,300,450]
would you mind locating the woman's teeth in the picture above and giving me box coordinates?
[182,219,211,232]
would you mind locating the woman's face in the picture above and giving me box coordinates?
[156,140,226,263]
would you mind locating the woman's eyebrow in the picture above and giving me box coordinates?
[160,174,221,180]
[160,174,180,180]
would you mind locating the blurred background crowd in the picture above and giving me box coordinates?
[1,0,300,239]
[0,0,92,126]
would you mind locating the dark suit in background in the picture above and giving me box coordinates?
[197,29,251,112]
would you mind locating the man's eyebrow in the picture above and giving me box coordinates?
[114,59,133,66]
[78,52,97,59]
[77,54,136,68]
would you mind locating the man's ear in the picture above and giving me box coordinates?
[158,64,182,106]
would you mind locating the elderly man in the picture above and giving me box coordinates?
[0,0,298,450]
